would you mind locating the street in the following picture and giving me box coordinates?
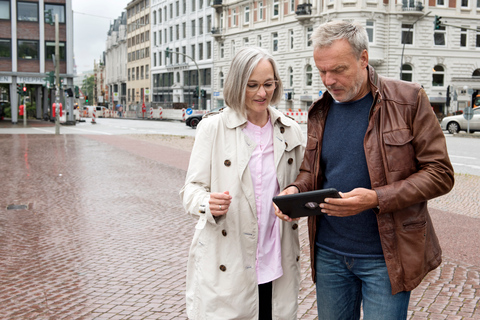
[0,119,479,319]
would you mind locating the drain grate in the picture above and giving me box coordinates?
[6,204,29,210]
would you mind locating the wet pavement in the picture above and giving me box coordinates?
[0,133,479,319]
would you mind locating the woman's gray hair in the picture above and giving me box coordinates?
[310,20,369,59]
[223,46,283,116]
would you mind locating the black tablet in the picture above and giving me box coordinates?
[272,188,341,218]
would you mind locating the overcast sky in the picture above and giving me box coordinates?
[72,0,130,74]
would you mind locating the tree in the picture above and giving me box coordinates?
[81,75,95,102]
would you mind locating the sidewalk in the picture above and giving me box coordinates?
[0,133,478,319]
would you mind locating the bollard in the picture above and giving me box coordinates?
[150,107,153,119]
[91,108,96,124]
[159,107,163,120]
[182,108,186,121]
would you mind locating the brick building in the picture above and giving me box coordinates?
[0,0,74,124]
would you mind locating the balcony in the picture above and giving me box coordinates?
[295,3,312,15]
[402,0,424,12]
[212,0,222,8]
[211,27,223,39]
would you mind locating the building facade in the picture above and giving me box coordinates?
[211,0,480,116]
[126,0,151,112]
[0,0,75,123]
[105,12,128,109]
[150,0,215,110]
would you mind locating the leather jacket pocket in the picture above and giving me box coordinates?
[383,129,416,172]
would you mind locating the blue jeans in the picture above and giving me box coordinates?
[315,246,411,320]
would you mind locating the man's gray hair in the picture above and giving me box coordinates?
[223,46,283,116]
[310,20,369,59]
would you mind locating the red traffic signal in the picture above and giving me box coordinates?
[22,86,27,92]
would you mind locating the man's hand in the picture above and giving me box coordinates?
[320,188,379,217]
[273,186,300,222]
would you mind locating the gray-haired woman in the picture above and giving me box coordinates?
[180,46,305,319]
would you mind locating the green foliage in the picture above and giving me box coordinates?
[81,75,95,102]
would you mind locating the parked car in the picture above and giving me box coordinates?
[185,106,225,128]
[440,107,480,134]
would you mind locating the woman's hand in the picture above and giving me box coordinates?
[273,186,300,222]
[209,191,232,217]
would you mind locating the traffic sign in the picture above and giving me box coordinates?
[213,92,220,97]
[464,107,474,120]
[186,108,193,115]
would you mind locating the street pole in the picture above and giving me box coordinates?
[400,11,431,79]
[23,84,26,127]
[54,14,60,135]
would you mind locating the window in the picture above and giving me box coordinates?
[258,1,264,20]
[220,42,224,58]
[401,24,413,45]
[132,68,135,81]
[244,6,250,24]
[199,17,203,35]
[257,35,262,47]
[18,40,38,59]
[436,0,445,5]
[159,52,162,66]
[176,0,179,16]
[232,8,237,26]
[306,65,313,86]
[182,22,186,38]
[273,0,279,17]
[401,64,413,82]
[272,32,278,52]
[170,26,173,42]
[153,10,156,24]
[159,31,162,44]
[176,48,179,63]
[191,0,196,11]
[45,4,65,23]
[206,41,211,59]
[290,0,296,12]
[461,28,467,47]
[432,65,444,86]
[477,27,480,47]
[220,72,224,88]
[478,0,480,8]
[434,26,446,46]
[366,21,374,43]
[159,8,162,22]
[153,32,157,46]
[153,52,157,67]
[18,2,38,22]
[191,44,195,60]
[288,67,293,87]
[141,66,144,80]
[200,0,204,9]
[176,24,179,40]
[461,0,468,7]
[0,1,10,19]
[169,3,173,18]
[289,30,294,49]
[199,43,203,60]
[183,0,186,14]
[182,46,186,62]
[243,37,249,46]
[191,20,196,36]
[207,16,212,33]
[128,69,131,81]
[46,41,66,60]
[306,26,313,47]
[220,12,224,29]
[0,39,11,57]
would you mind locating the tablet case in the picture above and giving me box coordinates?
[272,188,341,218]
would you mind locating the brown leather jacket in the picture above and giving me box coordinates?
[291,65,454,295]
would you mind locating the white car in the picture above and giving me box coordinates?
[440,107,480,134]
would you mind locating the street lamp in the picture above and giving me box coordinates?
[400,11,432,80]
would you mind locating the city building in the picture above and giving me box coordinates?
[126,0,151,112]
[0,0,75,123]
[93,58,106,107]
[105,12,128,109]
[211,0,480,116]
[150,0,215,110]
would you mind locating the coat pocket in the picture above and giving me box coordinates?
[383,129,416,172]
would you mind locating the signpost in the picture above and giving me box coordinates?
[463,107,474,133]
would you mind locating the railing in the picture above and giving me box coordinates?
[402,1,424,11]
[295,3,312,15]
[212,0,222,6]
[211,27,222,34]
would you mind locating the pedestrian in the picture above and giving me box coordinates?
[275,20,454,320]
[180,46,305,319]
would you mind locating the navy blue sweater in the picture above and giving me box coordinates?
[316,93,383,257]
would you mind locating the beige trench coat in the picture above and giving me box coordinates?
[180,106,305,320]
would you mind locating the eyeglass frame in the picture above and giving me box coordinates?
[245,80,279,93]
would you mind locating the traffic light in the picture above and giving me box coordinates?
[201,89,206,98]
[22,84,27,95]
[85,95,89,103]
[434,15,442,30]
[44,9,54,26]
[17,84,22,95]
[193,86,199,98]
[75,86,79,98]
[165,47,170,58]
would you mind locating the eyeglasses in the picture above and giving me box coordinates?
[246,80,278,93]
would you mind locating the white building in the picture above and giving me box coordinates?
[150,0,215,110]
[211,0,480,116]
[105,12,128,108]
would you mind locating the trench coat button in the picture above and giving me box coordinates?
[222,230,227,236]
[292,223,298,230]
[296,256,300,262]
[224,160,231,167]
[285,142,288,148]
[219,265,227,272]
[287,158,293,165]
[280,127,285,133]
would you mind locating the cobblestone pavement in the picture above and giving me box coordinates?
[0,134,479,320]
